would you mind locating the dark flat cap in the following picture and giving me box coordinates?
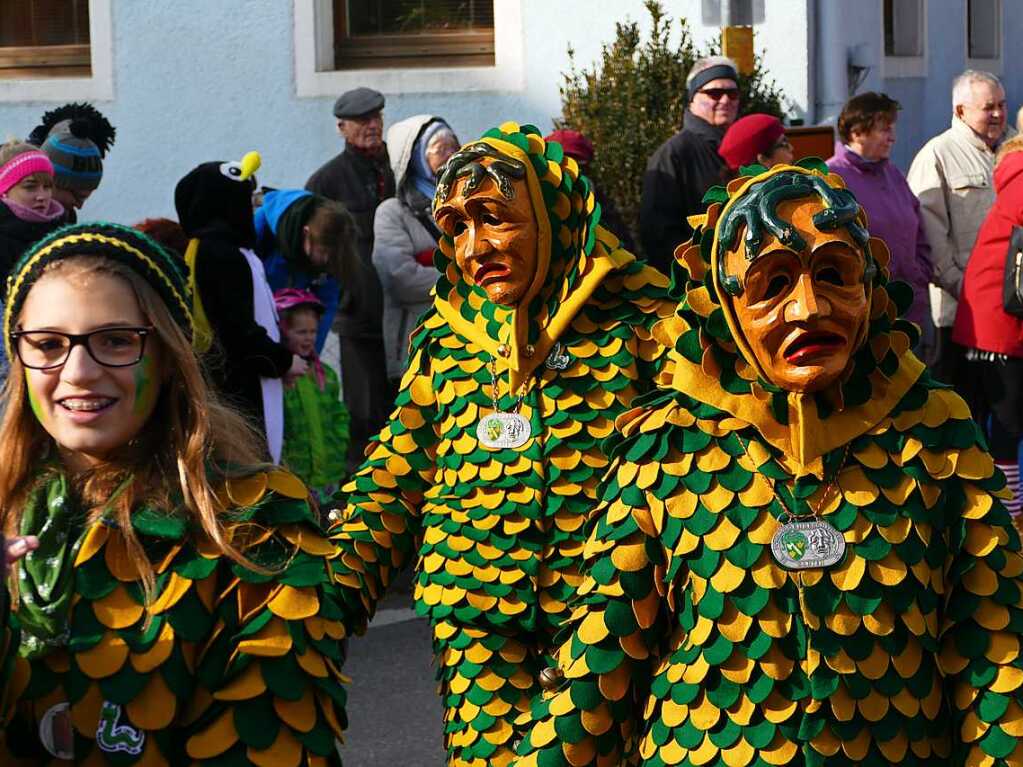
[333,87,385,119]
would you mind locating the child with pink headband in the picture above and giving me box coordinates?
[0,140,66,277]
[274,287,351,511]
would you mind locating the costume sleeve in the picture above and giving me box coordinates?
[513,460,671,767]
[327,344,439,635]
[195,243,294,378]
[326,367,351,463]
[939,474,1023,766]
[911,193,935,289]
[640,142,691,276]
[0,580,20,717]
[314,278,341,354]
[184,476,347,765]
[907,148,961,296]
[372,202,439,305]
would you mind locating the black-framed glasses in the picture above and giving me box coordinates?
[10,327,153,370]
[698,87,740,101]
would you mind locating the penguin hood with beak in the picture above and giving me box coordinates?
[175,151,261,247]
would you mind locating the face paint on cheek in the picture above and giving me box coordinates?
[132,355,160,417]
[25,371,47,426]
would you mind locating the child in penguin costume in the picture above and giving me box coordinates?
[174,153,307,462]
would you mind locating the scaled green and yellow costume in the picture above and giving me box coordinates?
[513,163,1023,766]
[0,467,347,766]
[328,122,674,766]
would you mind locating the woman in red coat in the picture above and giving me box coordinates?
[952,134,1023,515]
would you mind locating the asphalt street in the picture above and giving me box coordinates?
[341,575,445,766]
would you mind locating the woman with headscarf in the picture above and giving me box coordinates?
[372,115,459,385]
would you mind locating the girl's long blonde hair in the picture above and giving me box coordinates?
[0,255,268,602]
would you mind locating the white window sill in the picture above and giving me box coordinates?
[966,56,1002,75]
[882,54,927,79]
[0,0,113,102]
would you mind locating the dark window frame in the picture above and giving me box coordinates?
[0,0,91,79]
[967,0,1001,61]
[331,0,495,71]
[883,0,924,58]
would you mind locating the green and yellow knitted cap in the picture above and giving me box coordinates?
[4,222,192,361]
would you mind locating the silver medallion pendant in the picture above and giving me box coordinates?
[770,519,846,570]
[477,412,531,449]
[39,702,74,759]
[545,342,571,371]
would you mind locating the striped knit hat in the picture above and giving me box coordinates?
[42,119,103,192]
[4,223,192,361]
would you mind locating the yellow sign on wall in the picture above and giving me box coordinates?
[722,26,754,75]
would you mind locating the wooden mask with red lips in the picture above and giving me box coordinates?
[712,170,875,394]
[434,148,539,307]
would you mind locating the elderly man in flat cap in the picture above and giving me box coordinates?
[306,86,397,468]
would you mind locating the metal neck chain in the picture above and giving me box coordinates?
[487,356,530,415]
[738,437,851,525]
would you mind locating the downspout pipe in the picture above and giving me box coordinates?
[812,0,848,125]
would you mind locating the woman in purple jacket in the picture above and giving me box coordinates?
[827,92,934,350]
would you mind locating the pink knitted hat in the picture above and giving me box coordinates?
[0,150,54,197]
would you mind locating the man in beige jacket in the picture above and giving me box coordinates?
[907,69,1008,384]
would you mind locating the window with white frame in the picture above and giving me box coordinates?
[883,0,923,57]
[331,0,495,71]
[881,0,926,79]
[0,0,91,79]
[967,0,1000,61]
[0,0,112,102]
[294,0,524,97]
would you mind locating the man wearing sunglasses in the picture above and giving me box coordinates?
[640,56,740,274]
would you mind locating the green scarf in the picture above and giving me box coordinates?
[16,473,90,659]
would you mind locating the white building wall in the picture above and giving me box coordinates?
[809,0,1021,171]
[0,1,1015,221]
[0,0,813,224]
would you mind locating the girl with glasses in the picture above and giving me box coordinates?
[0,223,346,765]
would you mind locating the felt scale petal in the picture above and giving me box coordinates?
[92,584,145,629]
[126,670,178,729]
[187,708,240,758]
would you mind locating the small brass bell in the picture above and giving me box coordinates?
[497,343,510,357]
[538,666,565,691]
[524,344,535,357]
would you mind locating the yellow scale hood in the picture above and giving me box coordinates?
[661,163,925,474]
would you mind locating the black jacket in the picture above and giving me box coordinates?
[0,203,63,279]
[306,146,395,338]
[192,225,292,429]
[593,184,636,253]
[639,112,727,274]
